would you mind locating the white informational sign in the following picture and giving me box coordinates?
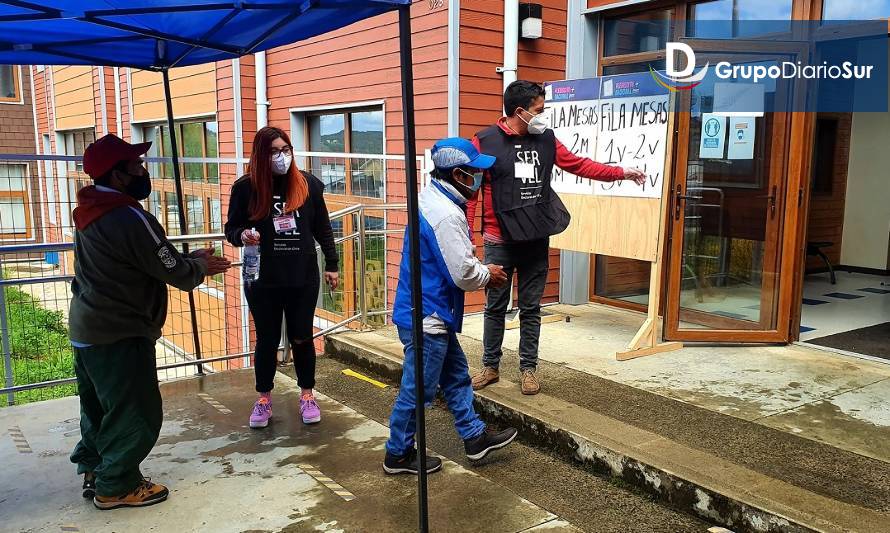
[594,94,670,199]
[549,99,600,196]
[699,113,726,159]
[727,116,756,160]
[547,74,670,199]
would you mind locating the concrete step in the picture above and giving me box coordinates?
[325,331,890,533]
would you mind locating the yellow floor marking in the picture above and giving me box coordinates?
[196,393,233,414]
[341,368,388,389]
[297,463,356,501]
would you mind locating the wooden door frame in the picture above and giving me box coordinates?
[663,44,810,343]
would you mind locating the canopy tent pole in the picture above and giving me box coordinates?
[398,6,429,532]
[162,69,205,375]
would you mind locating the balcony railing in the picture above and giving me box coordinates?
[0,151,420,406]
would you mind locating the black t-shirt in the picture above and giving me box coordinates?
[225,171,338,287]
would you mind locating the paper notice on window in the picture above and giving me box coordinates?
[699,113,726,159]
[727,116,756,160]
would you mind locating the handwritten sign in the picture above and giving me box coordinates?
[546,73,670,199]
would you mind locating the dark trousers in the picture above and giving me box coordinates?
[246,280,319,392]
[386,326,485,456]
[70,337,163,497]
[482,239,549,370]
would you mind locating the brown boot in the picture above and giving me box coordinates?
[521,369,540,395]
[471,367,499,390]
[93,479,169,510]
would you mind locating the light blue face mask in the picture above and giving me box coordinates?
[457,168,483,192]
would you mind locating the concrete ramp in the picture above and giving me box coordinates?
[0,370,571,533]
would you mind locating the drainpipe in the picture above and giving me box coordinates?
[447,1,460,136]
[499,0,519,94]
[499,0,520,310]
[255,51,269,129]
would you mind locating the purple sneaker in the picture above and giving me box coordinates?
[249,397,272,428]
[300,394,321,424]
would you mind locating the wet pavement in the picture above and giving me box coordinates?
[0,370,575,533]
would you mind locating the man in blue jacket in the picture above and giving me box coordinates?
[384,138,517,475]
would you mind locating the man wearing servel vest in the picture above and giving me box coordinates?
[467,81,645,395]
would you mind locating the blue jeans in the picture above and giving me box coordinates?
[386,326,486,456]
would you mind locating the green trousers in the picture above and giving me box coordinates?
[69,337,163,497]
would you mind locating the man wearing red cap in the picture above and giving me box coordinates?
[69,134,230,510]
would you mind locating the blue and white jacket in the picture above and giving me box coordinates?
[392,179,490,334]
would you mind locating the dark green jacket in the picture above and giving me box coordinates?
[69,205,207,345]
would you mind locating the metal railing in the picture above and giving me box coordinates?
[0,197,407,405]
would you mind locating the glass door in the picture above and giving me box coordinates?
[665,51,795,342]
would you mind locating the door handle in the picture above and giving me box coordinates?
[756,185,778,218]
[674,185,703,220]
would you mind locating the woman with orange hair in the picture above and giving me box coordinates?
[225,126,339,427]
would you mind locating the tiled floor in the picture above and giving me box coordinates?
[799,271,890,343]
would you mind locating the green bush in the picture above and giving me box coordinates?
[0,285,75,406]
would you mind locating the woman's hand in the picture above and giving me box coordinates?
[241,229,261,245]
[623,167,647,186]
[324,271,340,291]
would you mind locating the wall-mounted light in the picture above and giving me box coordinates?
[519,3,543,40]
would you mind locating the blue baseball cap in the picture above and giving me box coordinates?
[431,137,496,171]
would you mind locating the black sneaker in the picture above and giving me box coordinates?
[82,472,96,499]
[383,448,443,475]
[464,427,518,461]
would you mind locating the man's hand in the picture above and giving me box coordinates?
[324,271,340,291]
[486,264,508,288]
[623,167,646,186]
[204,255,231,276]
[189,247,215,260]
[241,229,261,245]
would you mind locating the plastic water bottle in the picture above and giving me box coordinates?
[242,228,260,284]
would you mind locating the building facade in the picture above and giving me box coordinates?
[0,64,41,247]
[7,0,890,359]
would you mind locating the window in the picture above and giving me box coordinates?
[186,195,205,235]
[687,0,793,37]
[603,10,673,57]
[143,119,219,185]
[307,107,384,199]
[601,9,673,76]
[597,8,676,307]
[62,129,95,174]
[0,164,32,240]
[0,65,21,103]
[165,192,180,236]
[603,59,667,76]
[142,119,220,237]
[822,0,890,19]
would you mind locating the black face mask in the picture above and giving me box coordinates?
[118,171,152,201]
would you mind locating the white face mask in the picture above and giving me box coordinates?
[519,108,550,135]
[271,152,292,175]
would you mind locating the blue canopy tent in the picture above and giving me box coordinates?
[0,1,432,529]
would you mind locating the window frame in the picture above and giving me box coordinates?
[141,117,220,233]
[0,163,35,241]
[298,104,387,322]
[0,65,23,105]
[141,117,223,289]
[305,105,386,203]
